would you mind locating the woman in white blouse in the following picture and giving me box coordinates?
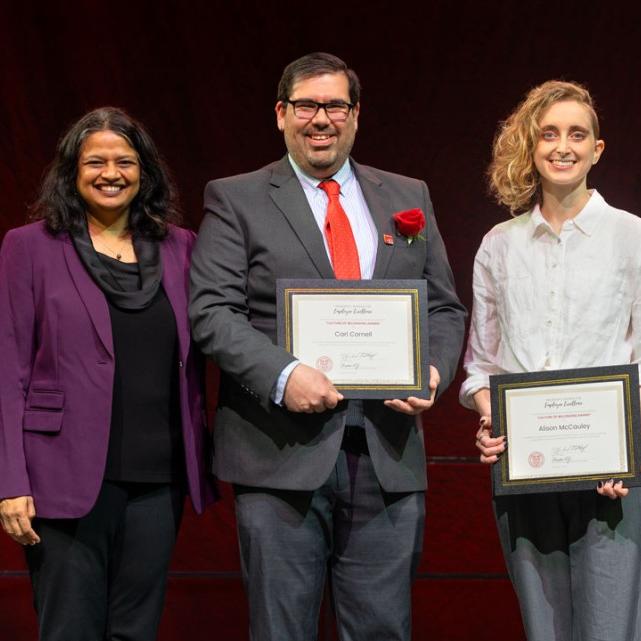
[460,80,641,641]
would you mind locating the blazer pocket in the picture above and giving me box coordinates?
[23,389,64,433]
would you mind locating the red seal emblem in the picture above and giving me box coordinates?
[528,451,545,468]
[316,356,333,372]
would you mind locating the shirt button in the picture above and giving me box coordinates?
[546,320,552,326]
[178,360,184,368]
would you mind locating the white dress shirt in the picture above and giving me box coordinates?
[289,155,378,278]
[460,190,641,409]
[272,156,379,403]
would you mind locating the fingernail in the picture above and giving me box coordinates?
[608,478,614,485]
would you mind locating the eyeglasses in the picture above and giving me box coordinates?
[284,99,355,122]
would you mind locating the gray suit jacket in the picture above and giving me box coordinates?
[189,157,466,492]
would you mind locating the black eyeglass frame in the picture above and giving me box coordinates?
[283,99,356,121]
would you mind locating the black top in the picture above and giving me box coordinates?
[71,221,162,310]
[98,254,183,483]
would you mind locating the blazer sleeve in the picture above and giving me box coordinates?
[0,230,36,499]
[189,180,295,409]
[421,181,467,394]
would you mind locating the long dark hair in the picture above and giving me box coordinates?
[31,107,180,239]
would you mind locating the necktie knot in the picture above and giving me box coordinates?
[319,179,341,199]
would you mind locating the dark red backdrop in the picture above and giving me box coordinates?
[2,1,641,639]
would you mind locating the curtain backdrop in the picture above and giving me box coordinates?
[2,2,641,638]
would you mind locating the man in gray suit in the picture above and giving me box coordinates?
[190,52,466,641]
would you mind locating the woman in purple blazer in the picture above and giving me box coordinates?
[0,107,215,641]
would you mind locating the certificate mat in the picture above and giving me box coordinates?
[490,365,641,495]
[276,279,429,399]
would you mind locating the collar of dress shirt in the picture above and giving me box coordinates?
[288,154,353,193]
[530,189,605,237]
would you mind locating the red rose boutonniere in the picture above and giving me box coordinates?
[393,208,426,245]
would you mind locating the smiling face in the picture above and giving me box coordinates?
[533,99,604,193]
[275,72,359,179]
[76,130,141,222]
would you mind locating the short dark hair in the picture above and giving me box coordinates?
[277,52,361,104]
[31,106,180,239]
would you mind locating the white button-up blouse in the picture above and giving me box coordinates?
[460,190,641,409]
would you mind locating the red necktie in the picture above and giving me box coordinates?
[319,180,361,279]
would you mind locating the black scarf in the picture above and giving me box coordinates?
[71,220,162,310]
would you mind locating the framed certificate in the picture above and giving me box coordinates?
[276,279,429,399]
[490,365,641,495]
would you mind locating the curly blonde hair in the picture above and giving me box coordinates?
[488,80,599,214]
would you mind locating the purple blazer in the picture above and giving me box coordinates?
[0,221,215,518]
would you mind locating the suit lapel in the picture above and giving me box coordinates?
[63,237,114,358]
[353,162,396,278]
[269,157,334,278]
[160,235,189,363]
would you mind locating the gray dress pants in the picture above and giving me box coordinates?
[495,487,641,641]
[234,426,425,641]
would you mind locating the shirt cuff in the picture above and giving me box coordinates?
[459,374,491,410]
[271,360,300,405]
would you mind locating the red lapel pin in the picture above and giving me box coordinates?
[383,234,394,245]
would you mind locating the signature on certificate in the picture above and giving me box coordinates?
[340,352,377,370]
[551,443,589,465]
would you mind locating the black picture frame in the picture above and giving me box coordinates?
[490,365,641,495]
[277,279,429,399]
